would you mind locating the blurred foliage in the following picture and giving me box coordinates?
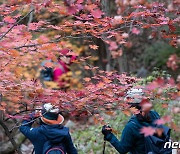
[142,41,180,71]
[138,68,172,85]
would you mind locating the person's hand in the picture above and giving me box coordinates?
[29,111,39,119]
[102,125,112,136]
[22,111,40,121]
[35,107,42,117]
[22,112,36,121]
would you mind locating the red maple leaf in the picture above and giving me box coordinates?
[109,41,118,50]
[43,0,52,7]
[141,126,156,137]
[154,118,165,125]
[3,16,16,24]
[28,23,39,31]
[91,9,103,18]
[89,45,99,50]
[132,27,140,35]
[68,5,78,15]
[77,0,84,4]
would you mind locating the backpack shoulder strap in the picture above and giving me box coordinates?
[58,63,65,73]
[150,111,160,120]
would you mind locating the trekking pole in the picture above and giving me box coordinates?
[103,140,106,154]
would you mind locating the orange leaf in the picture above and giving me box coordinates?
[9,49,19,57]
[170,122,179,131]
[105,111,115,116]
[130,107,140,114]
[97,82,105,88]
[122,110,131,116]
[93,116,99,125]
[89,45,99,50]
[0,106,5,111]
[14,67,23,77]
[103,77,112,83]
[84,66,90,70]
[84,77,91,82]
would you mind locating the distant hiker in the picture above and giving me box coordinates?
[53,49,76,82]
[102,88,172,154]
[40,49,76,83]
[40,59,54,81]
[20,103,77,154]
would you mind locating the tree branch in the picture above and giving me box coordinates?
[14,35,93,49]
[0,119,22,154]
[0,9,34,41]
[27,5,34,26]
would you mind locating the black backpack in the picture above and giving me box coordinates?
[130,112,172,154]
[42,140,66,154]
[144,125,172,154]
[40,67,53,81]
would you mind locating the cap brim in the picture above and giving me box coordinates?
[41,114,64,125]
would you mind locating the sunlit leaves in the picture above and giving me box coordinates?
[89,45,99,50]
[8,49,19,57]
[3,16,16,24]
[167,54,179,71]
[84,77,91,82]
[131,27,140,35]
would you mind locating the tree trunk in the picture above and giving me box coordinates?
[101,0,111,71]
[0,119,24,154]
[0,130,25,154]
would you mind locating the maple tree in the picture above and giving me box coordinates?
[0,0,179,153]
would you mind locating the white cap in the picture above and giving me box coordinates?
[125,88,144,103]
[43,103,60,113]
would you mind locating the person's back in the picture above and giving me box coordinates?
[20,103,77,154]
[53,49,77,82]
[103,110,160,154]
[126,110,161,154]
[102,88,172,154]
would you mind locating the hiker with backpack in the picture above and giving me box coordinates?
[20,103,77,154]
[53,49,76,82]
[101,88,172,154]
[40,49,76,88]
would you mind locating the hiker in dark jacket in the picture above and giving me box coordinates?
[102,88,162,154]
[20,103,77,154]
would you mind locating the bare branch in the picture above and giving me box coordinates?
[0,9,34,41]
[0,119,22,154]
[27,5,34,26]
[14,35,93,49]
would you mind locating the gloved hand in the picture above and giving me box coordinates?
[102,125,112,136]
[23,111,40,121]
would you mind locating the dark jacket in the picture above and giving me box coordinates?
[105,111,160,154]
[20,118,77,154]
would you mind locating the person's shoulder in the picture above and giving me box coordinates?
[150,110,160,119]
[61,126,69,132]
[126,117,139,130]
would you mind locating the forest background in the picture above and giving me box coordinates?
[0,0,179,153]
